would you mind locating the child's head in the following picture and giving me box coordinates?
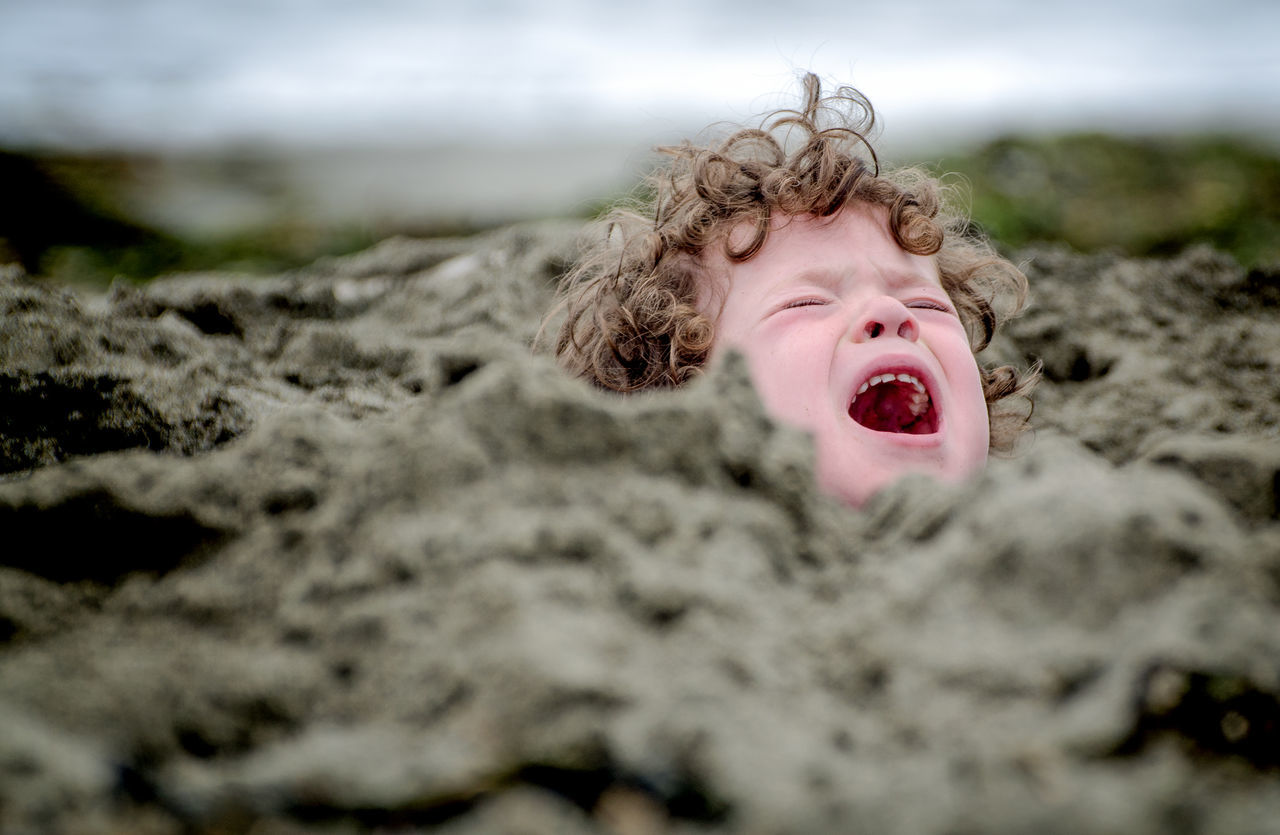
[547,73,1037,506]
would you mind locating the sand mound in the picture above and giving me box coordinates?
[1,225,1278,834]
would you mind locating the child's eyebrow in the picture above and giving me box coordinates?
[777,268,843,292]
[779,265,943,294]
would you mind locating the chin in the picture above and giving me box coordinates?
[818,454,987,508]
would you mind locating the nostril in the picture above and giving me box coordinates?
[866,321,884,339]
[898,320,917,340]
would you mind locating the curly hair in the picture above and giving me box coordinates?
[545,73,1037,452]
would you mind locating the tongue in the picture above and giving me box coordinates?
[849,381,935,434]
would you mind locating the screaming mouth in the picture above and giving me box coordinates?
[848,372,938,435]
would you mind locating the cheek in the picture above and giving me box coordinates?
[925,326,988,428]
[935,327,982,381]
[952,346,991,451]
[737,337,829,427]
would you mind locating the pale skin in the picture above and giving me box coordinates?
[701,205,990,507]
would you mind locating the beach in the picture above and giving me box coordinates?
[2,222,1278,833]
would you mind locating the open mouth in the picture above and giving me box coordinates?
[848,371,939,435]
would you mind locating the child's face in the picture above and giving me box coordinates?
[702,206,990,507]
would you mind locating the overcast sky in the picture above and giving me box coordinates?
[2,0,1277,152]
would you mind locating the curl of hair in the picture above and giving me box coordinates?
[541,73,1038,451]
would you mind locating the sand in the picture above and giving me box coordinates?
[1,223,1278,834]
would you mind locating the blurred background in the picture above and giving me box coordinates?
[2,0,1278,285]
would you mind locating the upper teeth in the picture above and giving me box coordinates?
[854,372,931,418]
[856,373,926,397]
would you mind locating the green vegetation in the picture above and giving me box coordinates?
[0,151,389,288]
[927,133,1280,266]
[4,133,1278,288]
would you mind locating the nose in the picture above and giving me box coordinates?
[852,296,919,343]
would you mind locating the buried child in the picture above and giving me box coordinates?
[547,74,1038,506]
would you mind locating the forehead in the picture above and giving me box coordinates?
[699,205,941,307]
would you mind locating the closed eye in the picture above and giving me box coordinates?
[906,299,955,314]
[781,297,829,310]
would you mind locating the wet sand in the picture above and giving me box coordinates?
[1,224,1278,833]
